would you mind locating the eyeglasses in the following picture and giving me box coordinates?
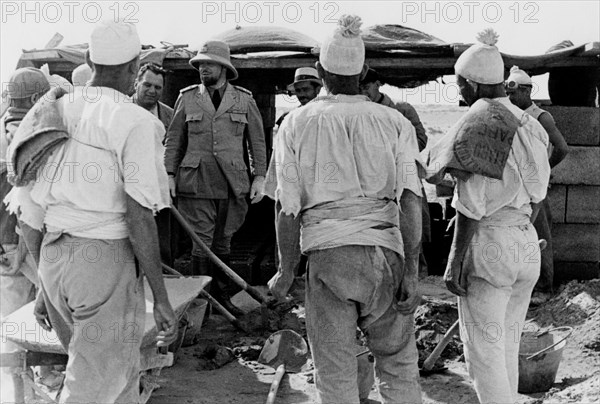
[505,81,532,90]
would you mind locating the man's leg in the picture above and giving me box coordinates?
[362,250,422,404]
[178,197,217,277]
[39,234,144,404]
[458,225,537,404]
[211,195,248,314]
[306,251,361,404]
[532,198,554,295]
[504,226,540,399]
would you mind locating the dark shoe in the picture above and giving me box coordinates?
[215,295,245,318]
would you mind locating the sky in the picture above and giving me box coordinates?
[1,0,599,105]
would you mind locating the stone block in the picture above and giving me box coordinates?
[544,106,600,146]
[553,224,600,262]
[551,147,600,185]
[567,186,600,223]
[547,185,566,223]
[554,262,600,285]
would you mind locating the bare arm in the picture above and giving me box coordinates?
[444,211,478,297]
[125,195,177,347]
[268,202,298,299]
[246,98,267,203]
[539,113,569,168]
[396,189,422,313]
[19,220,43,266]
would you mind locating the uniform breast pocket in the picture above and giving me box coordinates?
[186,112,204,134]
[229,113,248,136]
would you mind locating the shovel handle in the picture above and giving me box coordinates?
[161,263,247,332]
[170,205,265,304]
[422,320,460,371]
[266,364,285,404]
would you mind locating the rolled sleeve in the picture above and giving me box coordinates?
[275,120,302,217]
[120,120,170,214]
[395,120,423,200]
[514,119,550,203]
[453,176,486,220]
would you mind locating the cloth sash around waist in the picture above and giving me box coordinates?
[300,198,403,255]
[478,206,531,227]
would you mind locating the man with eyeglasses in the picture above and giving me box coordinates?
[506,66,569,305]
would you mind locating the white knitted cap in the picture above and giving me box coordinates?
[89,20,141,65]
[319,15,365,76]
[506,65,532,85]
[72,64,92,86]
[455,29,504,85]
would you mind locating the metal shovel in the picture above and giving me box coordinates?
[258,330,309,404]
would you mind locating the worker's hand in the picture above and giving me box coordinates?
[268,268,294,301]
[444,256,467,297]
[34,292,52,332]
[168,175,176,198]
[153,300,178,348]
[250,176,265,204]
[395,277,421,314]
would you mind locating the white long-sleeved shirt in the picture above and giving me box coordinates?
[18,86,169,239]
[275,94,423,217]
[453,97,550,220]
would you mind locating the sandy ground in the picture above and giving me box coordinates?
[145,278,600,404]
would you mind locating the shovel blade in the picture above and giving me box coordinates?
[258,330,309,373]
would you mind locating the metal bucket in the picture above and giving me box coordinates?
[518,326,573,393]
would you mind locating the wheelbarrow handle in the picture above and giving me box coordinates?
[525,326,573,360]
[170,205,265,304]
[266,363,286,404]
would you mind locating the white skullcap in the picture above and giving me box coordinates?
[319,15,365,76]
[455,29,504,85]
[72,64,92,86]
[506,65,532,85]
[89,20,140,65]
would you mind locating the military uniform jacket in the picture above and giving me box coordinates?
[164,83,267,199]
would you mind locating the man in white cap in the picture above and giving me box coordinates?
[71,63,92,86]
[13,20,177,403]
[165,40,267,316]
[269,14,423,404]
[432,29,551,403]
[506,66,569,305]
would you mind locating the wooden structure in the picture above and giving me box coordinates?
[11,26,600,282]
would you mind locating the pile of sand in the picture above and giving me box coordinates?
[529,279,600,351]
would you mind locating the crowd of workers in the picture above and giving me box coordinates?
[0,14,570,404]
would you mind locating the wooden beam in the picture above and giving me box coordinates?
[20,49,62,61]
[44,33,64,49]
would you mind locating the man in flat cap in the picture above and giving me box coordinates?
[506,65,569,306]
[1,68,50,321]
[165,40,267,316]
[428,29,550,403]
[262,67,322,283]
[0,67,64,389]
[269,14,423,403]
[12,20,177,403]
